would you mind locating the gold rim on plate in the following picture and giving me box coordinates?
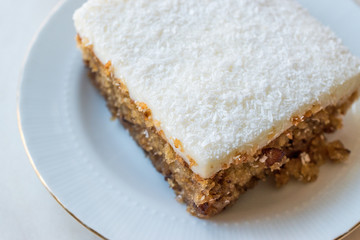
[16,0,106,238]
[17,104,106,239]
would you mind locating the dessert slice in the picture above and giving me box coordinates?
[74,0,360,218]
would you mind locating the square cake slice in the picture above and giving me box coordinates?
[74,0,360,217]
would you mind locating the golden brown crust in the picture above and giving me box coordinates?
[76,35,356,218]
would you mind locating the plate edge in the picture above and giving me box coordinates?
[16,0,106,239]
[15,0,360,239]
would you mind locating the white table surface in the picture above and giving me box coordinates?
[0,0,359,239]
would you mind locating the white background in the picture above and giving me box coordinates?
[0,0,98,239]
[0,0,359,239]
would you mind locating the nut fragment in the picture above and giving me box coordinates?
[262,148,285,167]
[300,152,311,165]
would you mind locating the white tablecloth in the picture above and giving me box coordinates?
[0,0,358,239]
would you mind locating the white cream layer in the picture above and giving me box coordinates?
[74,0,360,178]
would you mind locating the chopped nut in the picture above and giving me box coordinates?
[286,132,293,140]
[300,152,311,165]
[304,110,313,118]
[259,155,268,163]
[222,163,229,169]
[104,60,112,69]
[262,148,285,167]
[291,115,304,126]
[188,156,198,167]
[158,130,165,138]
[174,138,184,152]
[137,102,148,110]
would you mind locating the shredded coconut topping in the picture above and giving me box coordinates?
[74,0,360,178]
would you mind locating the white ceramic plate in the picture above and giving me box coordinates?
[18,0,360,239]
